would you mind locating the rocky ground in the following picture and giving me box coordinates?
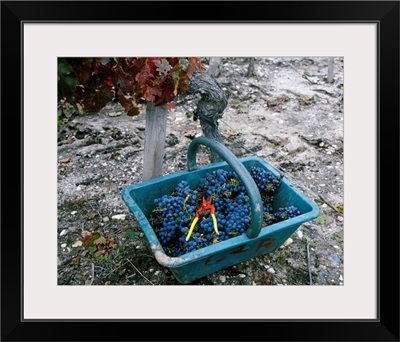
[57,57,344,286]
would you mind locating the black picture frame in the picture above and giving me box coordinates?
[1,1,399,341]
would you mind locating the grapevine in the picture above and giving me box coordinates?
[150,166,301,257]
[57,57,204,119]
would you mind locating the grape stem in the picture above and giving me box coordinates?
[318,195,340,213]
[306,242,313,286]
[127,259,155,285]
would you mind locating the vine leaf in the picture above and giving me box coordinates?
[162,102,177,109]
[58,59,78,101]
[154,76,175,106]
[58,57,204,115]
[166,57,180,67]
[83,231,117,258]
[58,60,74,77]
[186,57,204,78]
[93,236,106,245]
[100,57,110,65]
[154,58,172,74]
[135,63,155,88]
[143,86,162,103]
[76,58,96,84]
[83,231,101,247]
[113,68,132,93]
[117,91,140,116]
[82,85,114,112]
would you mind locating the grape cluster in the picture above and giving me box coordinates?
[150,166,301,257]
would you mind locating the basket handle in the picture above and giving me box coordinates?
[187,136,264,239]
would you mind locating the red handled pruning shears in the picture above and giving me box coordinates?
[185,196,219,241]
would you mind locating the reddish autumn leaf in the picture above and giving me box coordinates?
[127,57,146,75]
[82,231,118,258]
[186,57,202,78]
[96,64,116,86]
[189,57,204,71]
[145,57,157,65]
[113,67,133,93]
[119,57,133,72]
[135,64,155,88]
[73,58,97,84]
[83,231,101,247]
[82,85,114,112]
[143,86,162,103]
[154,75,175,106]
[166,57,180,67]
[103,77,114,87]
[145,58,158,76]
[117,91,140,116]
[162,102,177,109]
[127,106,140,116]
[60,57,204,114]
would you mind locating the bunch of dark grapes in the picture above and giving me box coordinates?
[150,167,301,257]
[273,206,301,222]
[250,166,280,212]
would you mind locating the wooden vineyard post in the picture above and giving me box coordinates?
[142,101,168,181]
[327,57,334,83]
[246,57,255,77]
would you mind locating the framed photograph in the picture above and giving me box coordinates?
[2,1,399,341]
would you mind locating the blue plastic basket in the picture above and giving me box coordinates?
[122,137,320,284]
